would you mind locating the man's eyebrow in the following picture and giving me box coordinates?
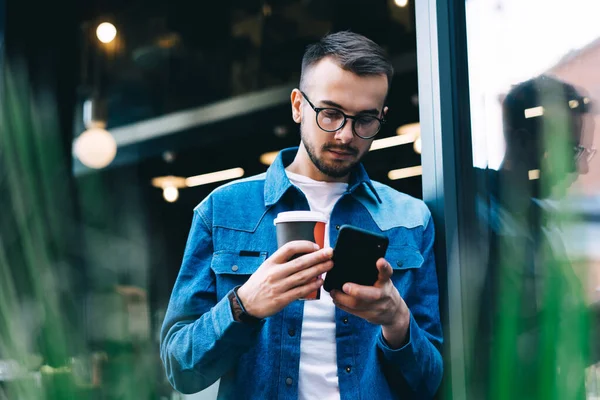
[320,99,381,116]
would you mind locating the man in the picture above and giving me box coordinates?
[473,76,595,399]
[160,31,443,399]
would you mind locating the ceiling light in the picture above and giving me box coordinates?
[96,22,117,44]
[273,126,288,138]
[151,176,187,189]
[413,136,422,154]
[396,122,420,137]
[394,122,422,154]
[411,94,419,106]
[185,168,245,187]
[370,135,416,151]
[260,151,280,166]
[528,169,540,180]
[394,0,409,7]
[162,151,176,163]
[151,176,187,203]
[73,125,117,169]
[163,186,179,203]
[524,106,544,119]
[388,166,423,180]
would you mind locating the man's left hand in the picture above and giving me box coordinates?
[330,258,410,349]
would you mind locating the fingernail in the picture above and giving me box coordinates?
[325,248,334,258]
[314,243,320,250]
[343,284,350,293]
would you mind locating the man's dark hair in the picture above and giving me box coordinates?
[300,31,394,92]
[502,75,589,158]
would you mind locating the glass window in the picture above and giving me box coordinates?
[464,0,600,398]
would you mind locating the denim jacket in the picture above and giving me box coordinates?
[160,147,443,399]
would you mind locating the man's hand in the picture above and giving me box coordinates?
[237,241,334,319]
[330,258,410,349]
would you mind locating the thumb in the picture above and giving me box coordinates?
[375,258,393,285]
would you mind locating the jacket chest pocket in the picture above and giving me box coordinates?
[210,251,267,300]
[386,246,424,296]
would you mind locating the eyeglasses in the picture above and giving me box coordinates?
[574,145,597,162]
[300,91,385,139]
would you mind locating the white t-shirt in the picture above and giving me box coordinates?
[285,170,348,400]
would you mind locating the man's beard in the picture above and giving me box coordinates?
[300,121,362,178]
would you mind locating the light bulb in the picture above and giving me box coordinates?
[396,122,420,137]
[96,22,117,44]
[394,0,408,7]
[73,127,117,169]
[413,136,422,154]
[163,186,179,203]
[259,151,279,166]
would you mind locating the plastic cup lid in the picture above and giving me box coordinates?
[274,211,327,225]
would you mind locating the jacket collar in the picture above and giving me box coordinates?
[264,147,382,207]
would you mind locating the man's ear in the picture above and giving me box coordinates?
[383,106,389,119]
[291,89,303,124]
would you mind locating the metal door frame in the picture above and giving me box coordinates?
[416,0,478,398]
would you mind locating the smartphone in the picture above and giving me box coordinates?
[323,225,389,292]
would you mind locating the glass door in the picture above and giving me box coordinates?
[417,0,600,398]
[464,1,600,398]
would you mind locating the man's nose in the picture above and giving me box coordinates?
[334,120,354,144]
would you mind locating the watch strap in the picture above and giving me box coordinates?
[228,286,262,325]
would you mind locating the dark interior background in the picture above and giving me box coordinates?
[3,0,422,397]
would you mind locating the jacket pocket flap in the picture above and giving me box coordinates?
[211,251,267,275]
[386,247,424,270]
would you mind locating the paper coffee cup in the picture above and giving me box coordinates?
[274,211,327,300]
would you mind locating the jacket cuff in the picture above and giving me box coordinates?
[211,289,264,346]
[377,313,423,381]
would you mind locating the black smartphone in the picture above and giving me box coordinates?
[323,225,389,292]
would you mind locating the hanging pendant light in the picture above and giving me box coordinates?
[73,98,117,169]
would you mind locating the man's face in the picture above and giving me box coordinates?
[538,106,595,197]
[291,57,388,180]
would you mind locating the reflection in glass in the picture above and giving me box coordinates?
[465,0,600,398]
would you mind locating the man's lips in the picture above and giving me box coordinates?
[327,148,356,156]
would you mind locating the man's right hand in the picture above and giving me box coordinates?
[236,241,334,319]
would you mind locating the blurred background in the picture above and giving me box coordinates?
[0,0,599,399]
[1,1,422,399]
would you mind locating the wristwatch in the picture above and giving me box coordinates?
[228,286,263,325]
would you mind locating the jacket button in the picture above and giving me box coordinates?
[345,366,352,373]
[342,317,349,324]
[396,261,403,268]
[231,265,239,272]
[335,225,341,230]
[288,328,295,337]
[286,377,293,386]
